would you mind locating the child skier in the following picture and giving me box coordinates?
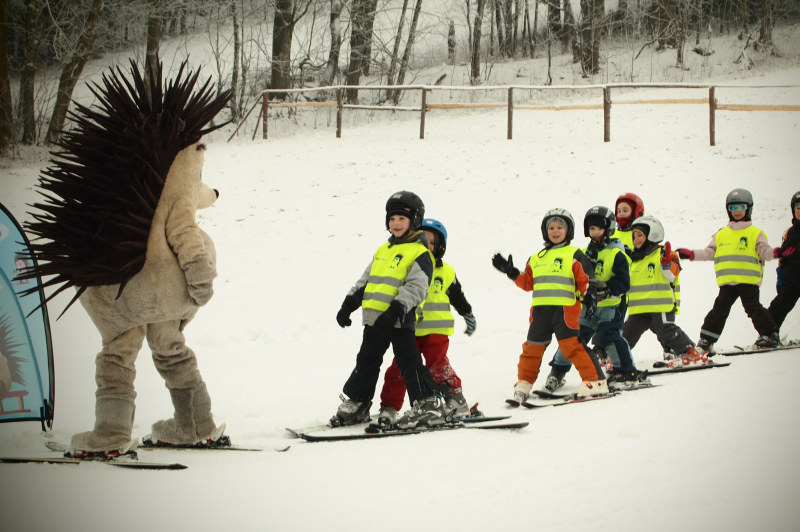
[614,192,646,252]
[377,218,477,427]
[623,215,708,367]
[333,191,446,429]
[677,188,780,352]
[493,208,608,404]
[768,191,800,332]
[546,206,645,391]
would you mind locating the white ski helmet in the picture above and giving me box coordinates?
[541,208,575,244]
[630,215,665,244]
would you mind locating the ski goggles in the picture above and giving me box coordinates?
[728,204,748,212]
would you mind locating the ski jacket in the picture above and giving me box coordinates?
[415,260,472,337]
[585,238,629,308]
[628,246,679,315]
[347,230,434,330]
[514,244,592,307]
[777,219,800,272]
[690,221,774,287]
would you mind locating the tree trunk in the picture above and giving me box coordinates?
[448,20,456,64]
[20,0,44,145]
[471,0,487,84]
[270,0,294,101]
[392,0,423,104]
[361,0,379,75]
[321,0,344,86]
[345,0,371,103]
[230,0,241,119]
[757,0,775,51]
[45,0,104,145]
[0,0,12,153]
[145,0,164,96]
[385,0,409,102]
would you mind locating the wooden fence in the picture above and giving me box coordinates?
[232,83,800,146]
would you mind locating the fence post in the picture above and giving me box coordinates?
[262,92,269,139]
[603,86,611,142]
[336,88,343,138]
[507,87,514,140]
[420,88,427,139]
[709,86,716,146]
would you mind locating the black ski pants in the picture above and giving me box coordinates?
[768,269,800,329]
[343,325,436,405]
[700,283,777,342]
[622,311,694,355]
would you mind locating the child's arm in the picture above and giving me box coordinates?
[447,276,473,316]
[755,230,777,261]
[571,251,592,298]
[678,232,717,261]
[514,260,534,291]
[605,251,631,297]
[394,252,434,312]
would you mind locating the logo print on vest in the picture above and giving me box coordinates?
[390,254,404,269]
[594,259,605,278]
[551,258,563,273]
[737,237,748,251]
[646,263,656,279]
[432,276,444,294]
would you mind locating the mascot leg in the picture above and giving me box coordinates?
[147,319,218,444]
[71,325,144,452]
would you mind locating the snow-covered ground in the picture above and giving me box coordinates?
[1,23,800,532]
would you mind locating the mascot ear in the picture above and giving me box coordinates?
[198,184,218,209]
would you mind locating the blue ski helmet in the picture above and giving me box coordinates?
[421,218,447,259]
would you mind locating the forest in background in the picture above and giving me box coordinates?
[1,0,799,154]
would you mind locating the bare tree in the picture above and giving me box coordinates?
[470,0,487,84]
[144,0,164,92]
[385,0,409,102]
[392,0,422,104]
[270,0,313,101]
[579,0,603,75]
[320,0,345,86]
[345,0,371,103]
[0,0,12,153]
[45,0,104,145]
[20,0,44,144]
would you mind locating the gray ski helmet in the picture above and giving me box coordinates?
[725,188,754,222]
[583,205,617,238]
[630,215,665,244]
[421,218,447,259]
[385,190,425,230]
[541,208,575,243]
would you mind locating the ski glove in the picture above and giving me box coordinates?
[677,248,694,261]
[373,300,405,332]
[775,245,797,259]
[660,242,673,268]
[336,295,360,328]
[463,313,477,336]
[591,280,610,300]
[492,253,520,280]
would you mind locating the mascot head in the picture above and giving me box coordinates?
[19,59,231,313]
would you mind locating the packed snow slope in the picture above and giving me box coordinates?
[1,32,800,532]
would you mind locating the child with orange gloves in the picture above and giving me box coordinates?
[377,218,477,427]
[492,208,608,405]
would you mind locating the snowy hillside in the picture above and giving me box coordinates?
[1,20,800,532]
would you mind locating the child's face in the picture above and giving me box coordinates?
[616,202,632,220]
[632,229,646,249]
[423,229,436,253]
[793,203,800,220]
[388,214,411,238]
[548,221,567,244]
[588,225,605,243]
[729,204,747,221]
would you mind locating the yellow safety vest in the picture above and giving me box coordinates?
[616,229,634,251]
[713,225,765,285]
[530,246,579,306]
[590,245,625,308]
[362,241,430,312]
[415,262,456,336]
[628,247,677,315]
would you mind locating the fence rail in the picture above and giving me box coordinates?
[233,83,800,146]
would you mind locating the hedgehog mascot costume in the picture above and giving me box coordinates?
[18,59,231,455]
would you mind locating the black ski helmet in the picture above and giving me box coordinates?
[421,218,447,259]
[725,188,754,222]
[385,190,425,231]
[583,205,617,238]
[791,191,800,219]
[541,208,575,244]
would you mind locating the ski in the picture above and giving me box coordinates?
[647,361,730,375]
[510,391,619,409]
[718,340,800,356]
[298,420,529,442]
[2,453,186,470]
[139,435,262,452]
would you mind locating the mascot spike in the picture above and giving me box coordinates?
[19,59,231,315]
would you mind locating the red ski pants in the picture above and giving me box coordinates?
[380,334,461,411]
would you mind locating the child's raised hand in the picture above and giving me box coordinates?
[463,313,477,336]
[677,248,694,261]
[660,241,672,267]
[492,253,520,280]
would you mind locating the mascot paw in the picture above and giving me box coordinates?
[188,282,214,306]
